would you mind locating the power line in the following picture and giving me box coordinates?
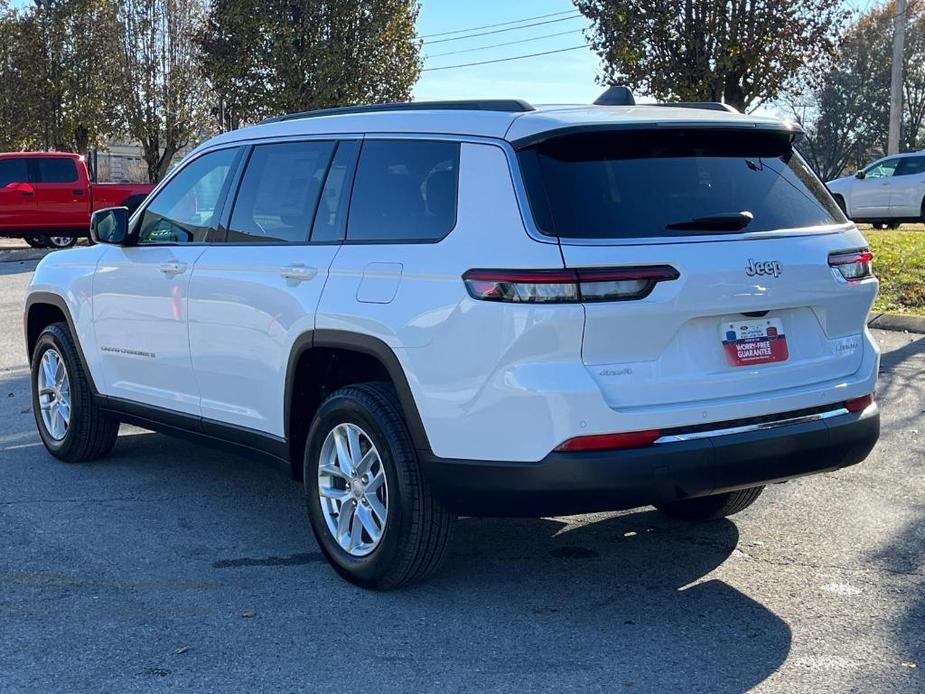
[422,45,588,72]
[424,14,583,45]
[419,9,577,39]
[424,29,584,60]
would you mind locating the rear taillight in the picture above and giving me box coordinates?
[829,250,874,282]
[463,266,679,303]
[555,429,661,452]
[845,394,874,413]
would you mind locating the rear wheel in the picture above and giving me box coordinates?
[304,382,454,589]
[24,236,47,248]
[31,323,119,462]
[46,236,78,250]
[655,486,764,521]
[886,221,901,230]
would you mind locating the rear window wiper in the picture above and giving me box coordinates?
[665,211,754,232]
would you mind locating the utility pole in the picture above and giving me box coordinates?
[888,0,907,155]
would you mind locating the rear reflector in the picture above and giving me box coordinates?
[463,266,679,303]
[845,394,874,413]
[829,250,874,282]
[555,430,661,452]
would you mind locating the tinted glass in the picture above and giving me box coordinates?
[138,148,237,244]
[896,156,925,177]
[518,129,846,239]
[865,159,899,179]
[312,140,359,243]
[347,140,459,242]
[227,141,335,243]
[0,158,28,187]
[35,158,78,183]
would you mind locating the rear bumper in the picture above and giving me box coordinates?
[420,405,880,517]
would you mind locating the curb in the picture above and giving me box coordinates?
[868,312,925,334]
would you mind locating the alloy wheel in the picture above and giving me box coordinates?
[47,237,76,249]
[317,422,388,557]
[37,348,71,441]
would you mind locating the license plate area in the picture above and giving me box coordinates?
[721,317,789,367]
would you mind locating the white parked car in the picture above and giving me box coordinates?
[25,92,880,588]
[826,151,925,228]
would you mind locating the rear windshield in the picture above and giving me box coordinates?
[517,129,846,239]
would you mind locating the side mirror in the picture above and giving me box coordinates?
[855,170,866,179]
[90,207,129,245]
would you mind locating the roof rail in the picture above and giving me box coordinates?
[261,99,535,124]
[653,102,740,114]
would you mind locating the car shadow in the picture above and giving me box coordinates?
[57,428,791,692]
[0,362,791,692]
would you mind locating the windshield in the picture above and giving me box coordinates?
[517,129,846,239]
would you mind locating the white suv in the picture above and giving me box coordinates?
[24,94,881,588]
[826,151,925,228]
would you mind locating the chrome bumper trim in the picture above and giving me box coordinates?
[654,407,852,444]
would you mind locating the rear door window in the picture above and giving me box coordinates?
[517,129,847,239]
[347,140,459,243]
[227,141,335,244]
[896,156,925,177]
[34,158,78,183]
[0,158,29,187]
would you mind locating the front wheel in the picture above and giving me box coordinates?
[655,486,764,521]
[24,236,48,248]
[304,383,454,589]
[31,323,119,462]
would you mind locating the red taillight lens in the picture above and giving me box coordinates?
[829,250,874,282]
[555,430,661,452]
[463,266,679,303]
[845,394,874,413]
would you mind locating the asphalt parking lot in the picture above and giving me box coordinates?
[0,241,922,693]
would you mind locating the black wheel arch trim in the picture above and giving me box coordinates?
[285,329,432,453]
[24,291,100,394]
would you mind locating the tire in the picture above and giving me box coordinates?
[304,382,454,589]
[871,221,888,230]
[655,486,764,521]
[886,221,901,230]
[46,236,78,250]
[921,197,925,224]
[24,236,47,249]
[31,322,119,462]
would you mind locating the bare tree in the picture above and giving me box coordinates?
[119,0,211,182]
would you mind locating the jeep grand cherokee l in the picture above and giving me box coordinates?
[24,94,880,588]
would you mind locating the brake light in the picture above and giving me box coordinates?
[555,430,661,452]
[845,394,874,413]
[463,266,679,303]
[829,250,874,282]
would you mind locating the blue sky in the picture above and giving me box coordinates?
[414,0,881,105]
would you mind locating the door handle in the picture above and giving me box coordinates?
[280,264,318,282]
[159,261,188,276]
[72,189,84,196]
[21,189,33,197]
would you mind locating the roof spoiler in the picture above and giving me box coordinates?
[593,87,740,113]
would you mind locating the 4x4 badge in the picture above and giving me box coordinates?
[745,259,783,277]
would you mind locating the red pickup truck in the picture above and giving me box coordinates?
[0,152,154,249]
